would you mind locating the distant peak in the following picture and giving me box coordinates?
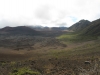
[69,19,91,31]
[79,19,90,22]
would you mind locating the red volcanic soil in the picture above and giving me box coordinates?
[0,48,32,61]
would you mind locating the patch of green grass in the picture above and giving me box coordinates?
[57,33,97,43]
[10,67,40,75]
[57,34,77,41]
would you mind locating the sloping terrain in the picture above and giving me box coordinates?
[81,19,100,36]
[0,36,100,75]
[0,36,66,50]
[65,18,100,42]
[69,19,90,31]
[0,18,100,75]
[0,26,40,35]
[0,26,67,51]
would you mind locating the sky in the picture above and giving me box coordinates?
[0,0,100,28]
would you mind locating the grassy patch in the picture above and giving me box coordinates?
[10,67,40,75]
[57,33,97,43]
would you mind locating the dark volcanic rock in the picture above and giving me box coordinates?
[0,26,40,35]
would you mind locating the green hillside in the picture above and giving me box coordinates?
[81,19,100,36]
[58,18,100,42]
[69,19,90,31]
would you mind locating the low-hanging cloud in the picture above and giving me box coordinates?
[57,23,67,27]
[0,19,21,28]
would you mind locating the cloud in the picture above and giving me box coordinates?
[35,5,51,20]
[0,0,100,27]
[57,23,67,27]
[0,19,21,28]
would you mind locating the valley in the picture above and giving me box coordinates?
[0,19,100,75]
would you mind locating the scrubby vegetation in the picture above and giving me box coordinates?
[0,32,100,75]
[57,33,97,43]
[10,67,40,75]
[0,18,100,75]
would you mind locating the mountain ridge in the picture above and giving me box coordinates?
[69,19,91,31]
[81,18,100,36]
[0,26,40,35]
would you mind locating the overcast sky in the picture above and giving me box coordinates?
[0,0,100,28]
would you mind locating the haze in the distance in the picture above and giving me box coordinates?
[0,0,100,28]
